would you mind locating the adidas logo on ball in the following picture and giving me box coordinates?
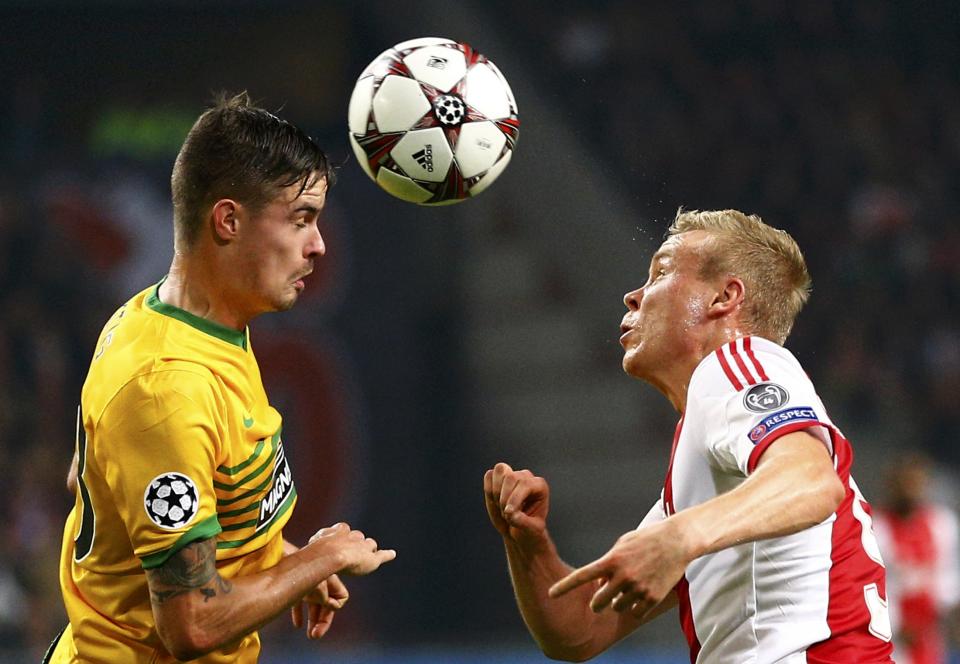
[412,145,434,172]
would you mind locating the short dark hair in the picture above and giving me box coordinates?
[171,91,333,247]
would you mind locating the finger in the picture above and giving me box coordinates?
[307,604,336,639]
[484,471,507,525]
[310,522,348,543]
[291,601,303,629]
[310,605,335,639]
[502,508,540,532]
[326,574,349,606]
[490,462,513,495]
[630,600,655,619]
[483,470,497,506]
[611,589,641,613]
[628,598,658,619]
[591,577,634,613]
[503,476,546,518]
[549,560,607,598]
[348,529,365,541]
[376,549,397,564]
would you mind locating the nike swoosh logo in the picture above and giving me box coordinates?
[243,415,254,428]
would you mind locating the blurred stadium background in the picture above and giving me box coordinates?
[2,1,960,662]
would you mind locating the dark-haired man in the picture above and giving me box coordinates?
[49,93,395,663]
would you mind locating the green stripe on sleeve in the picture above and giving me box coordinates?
[215,468,276,506]
[217,500,261,520]
[216,488,297,550]
[140,515,222,570]
[216,438,267,476]
[213,443,278,491]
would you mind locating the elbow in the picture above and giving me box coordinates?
[820,471,845,517]
[157,617,220,662]
[165,635,216,663]
[539,640,598,662]
[542,648,593,663]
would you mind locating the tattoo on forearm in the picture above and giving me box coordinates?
[146,538,234,605]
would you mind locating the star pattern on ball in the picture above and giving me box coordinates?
[433,94,466,126]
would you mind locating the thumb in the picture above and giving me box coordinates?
[505,509,541,532]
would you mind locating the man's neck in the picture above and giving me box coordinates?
[654,327,747,413]
[159,253,248,331]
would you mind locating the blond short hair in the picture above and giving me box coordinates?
[668,209,811,344]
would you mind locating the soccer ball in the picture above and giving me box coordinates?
[347,37,519,205]
[144,472,199,529]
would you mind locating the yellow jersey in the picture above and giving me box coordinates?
[52,282,297,663]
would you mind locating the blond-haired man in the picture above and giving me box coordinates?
[485,210,894,663]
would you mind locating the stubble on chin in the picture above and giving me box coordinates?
[274,292,298,312]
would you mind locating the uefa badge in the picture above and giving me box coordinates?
[742,383,789,413]
[144,472,200,529]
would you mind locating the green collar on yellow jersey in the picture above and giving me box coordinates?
[146,281,248,350]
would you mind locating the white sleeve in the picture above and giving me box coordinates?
[704,356,834,477]
[637,493,667,529]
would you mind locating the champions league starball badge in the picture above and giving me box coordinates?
[144,472,200,529]
[743,383,789,413]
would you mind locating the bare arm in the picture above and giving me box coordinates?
[671,430,845,557]
[282,537,349,639]
[67,450,79,495]
[485,464,673,662]
[145,523,393,661]
[551,431,844,616]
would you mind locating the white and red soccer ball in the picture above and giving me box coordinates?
[348,37,519,205]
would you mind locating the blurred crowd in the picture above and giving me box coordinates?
[528,1,960,463]
[2,1,959,659]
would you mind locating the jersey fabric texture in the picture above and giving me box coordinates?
[655,336,893,664]
[53,282,297,663]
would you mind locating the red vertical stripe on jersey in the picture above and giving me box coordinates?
[806,426,894,663]
[729,340,757,385]
[715,347,743,390]
[662,417,685,517]
[743,337,770,382]
[676,575,702,663]
[664,417,701,662]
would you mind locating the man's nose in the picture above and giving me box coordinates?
[623,287,643,310]
[307,227,326,257]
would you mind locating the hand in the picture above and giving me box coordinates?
[308,523,397,576]
[483,463,550,546]
[290,574,349,640]
[549,519,691,617]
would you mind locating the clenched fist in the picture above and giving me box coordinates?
[483,462,551,547]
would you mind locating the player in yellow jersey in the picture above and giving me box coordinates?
[46,92,396,663]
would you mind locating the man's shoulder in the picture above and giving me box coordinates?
[691,336,809,401]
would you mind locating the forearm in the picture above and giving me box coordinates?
[504,534,621,661]
[673,436,844,560]
[150,541,342,659]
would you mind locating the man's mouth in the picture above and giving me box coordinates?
[294,271,312,290]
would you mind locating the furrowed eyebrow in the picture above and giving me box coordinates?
[292,205,320,215]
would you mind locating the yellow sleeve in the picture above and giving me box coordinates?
[94,368,224,569]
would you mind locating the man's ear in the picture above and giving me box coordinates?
[211,199,241,242]
[708,276,745,319]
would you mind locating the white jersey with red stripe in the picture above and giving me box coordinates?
[652,336,894,663]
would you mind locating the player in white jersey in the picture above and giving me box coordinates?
[484,209,894,663]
